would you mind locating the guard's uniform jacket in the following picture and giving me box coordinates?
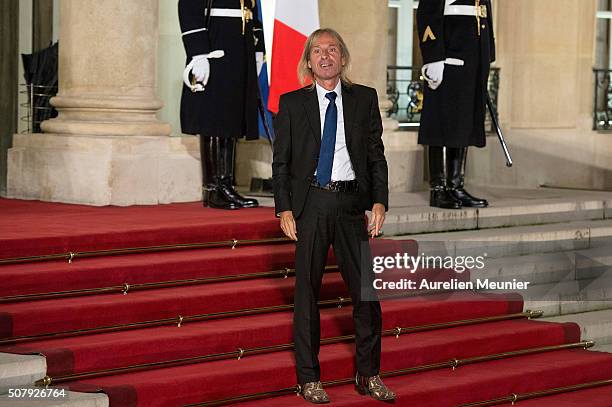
[179,0,264,139]
[417,0,496,147]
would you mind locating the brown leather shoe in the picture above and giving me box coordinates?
[355,373,396,402]
[300,381,330,404]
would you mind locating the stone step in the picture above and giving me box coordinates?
[0,353,46,393]
[524,285,612,318]
[383,188,612,236]
[473,245,612,286]
[543,309,612,347]
[0,389,108,407]
[477,246,612,317]
[592,343,612,353]
[391,219,612,259]
[386,222,612,318]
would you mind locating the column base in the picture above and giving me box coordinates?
[383,129,425,192]
[7,133,201,206]
[235,139,273,187]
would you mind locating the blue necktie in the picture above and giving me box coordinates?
[316,91,337,187]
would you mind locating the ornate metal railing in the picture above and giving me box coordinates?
[19,83,57,133]
[386,66,500,132]
[593,69,612,130]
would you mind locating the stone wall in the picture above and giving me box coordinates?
[467,0,612,191]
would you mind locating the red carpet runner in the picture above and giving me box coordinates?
[1,198,612,406]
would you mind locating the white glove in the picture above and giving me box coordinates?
[183,50,225,92]
[191,54,211,83]
[422,61,445,90]
[256,52,264,76]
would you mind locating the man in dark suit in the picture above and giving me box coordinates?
[272,28,395,404]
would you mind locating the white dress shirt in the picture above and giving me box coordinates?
[315,80,356,181]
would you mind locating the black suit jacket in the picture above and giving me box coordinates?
[272,83,389,219]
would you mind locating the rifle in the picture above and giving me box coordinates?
[486,92,513,167]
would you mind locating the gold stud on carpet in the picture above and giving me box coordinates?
[393,327,402,339]
[450,358,459,371]
[526,310,543,319]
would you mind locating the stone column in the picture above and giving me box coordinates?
[466,0,612,190]
[318,0,424,192]
[7,0,201,205]
[42,0,170,137]
[495,0,597,129]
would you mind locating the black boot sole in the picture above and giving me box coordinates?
[459,202,488,208]
[430,202,463,209]
[240,202,259,208]
[203,200,242,210]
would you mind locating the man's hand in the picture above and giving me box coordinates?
[369,203,386,238]
[279,210,298,241]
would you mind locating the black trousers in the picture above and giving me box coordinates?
[294,187,382,384]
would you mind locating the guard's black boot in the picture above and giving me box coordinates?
[219,138,259,208]
[200,135,241,210]
[447,147,488,208]
[429,146,462,209]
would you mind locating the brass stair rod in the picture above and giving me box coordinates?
[0,237,291,265]
[0,298,352,346]
[459,378,612,407]
[0,291,540,345]
[37,311,541,386]
[0,265,340,304]
[452,341,594,369]
[187,341,594,407]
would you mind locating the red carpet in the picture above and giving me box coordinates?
[241,350,612,407]
[518,385,612,406]
[3,293,520,377]
[1,198,611,406]
[0,199,282,259]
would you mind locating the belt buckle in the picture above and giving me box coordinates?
[477,5,487,18]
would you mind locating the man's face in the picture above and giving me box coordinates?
[308,33,344,83]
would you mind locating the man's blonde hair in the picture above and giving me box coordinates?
[297,28,353,88]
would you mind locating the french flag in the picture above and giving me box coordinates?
[267,0,319,113]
